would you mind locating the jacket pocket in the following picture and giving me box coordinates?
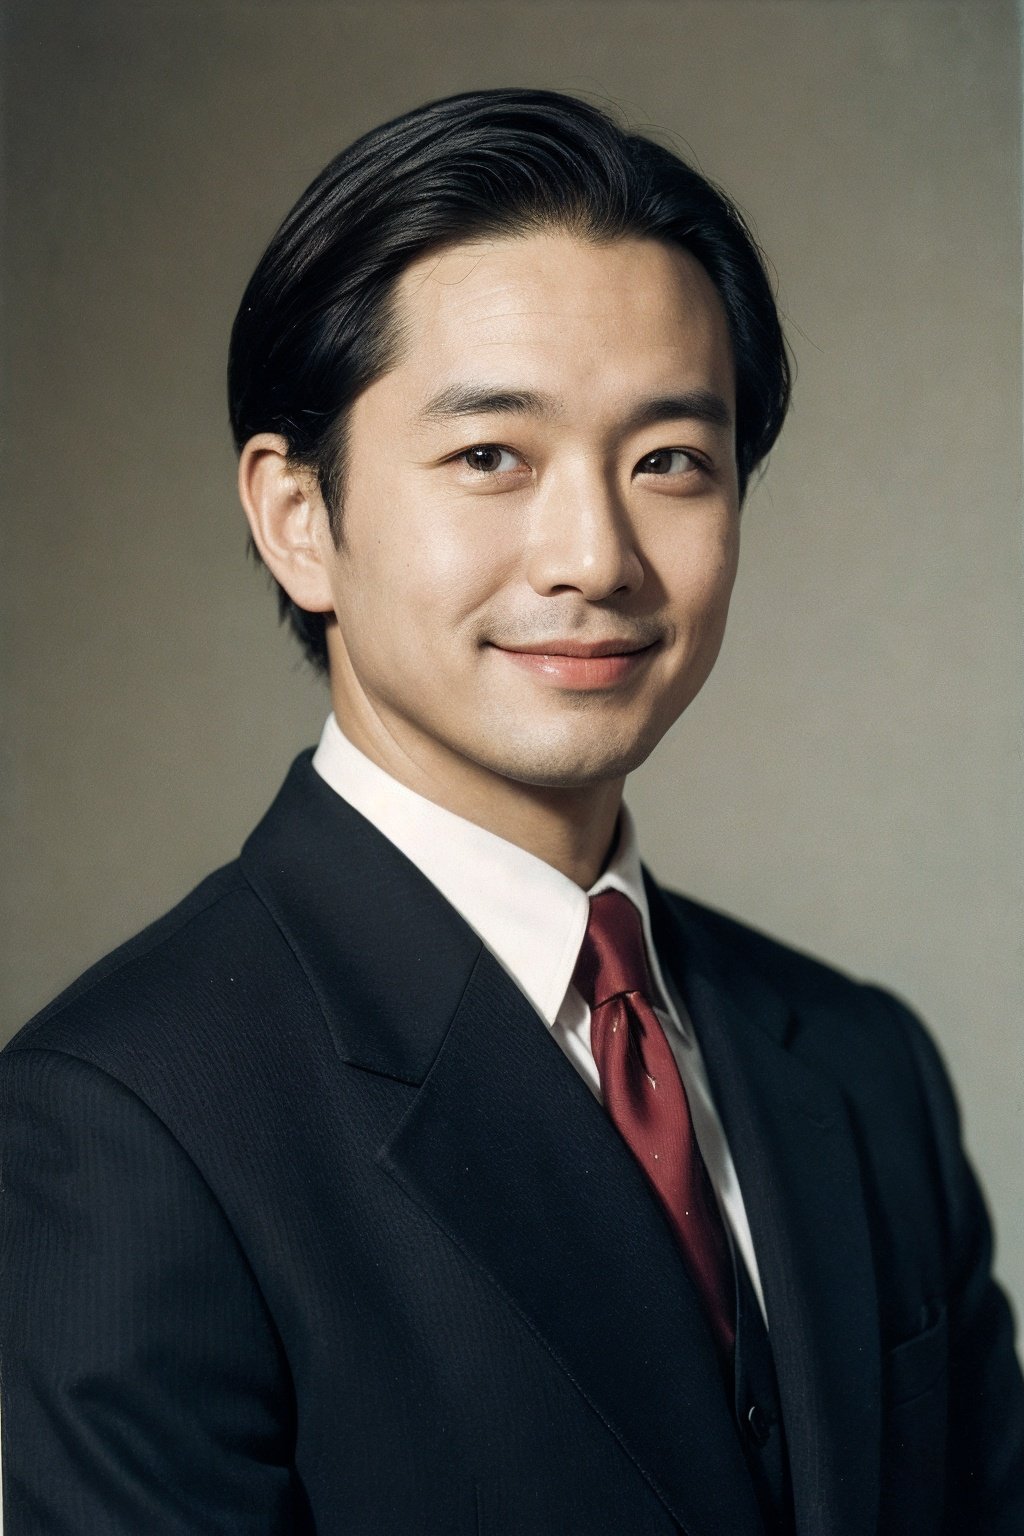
[878,1304,949,1534]
[883,1302,948,1406]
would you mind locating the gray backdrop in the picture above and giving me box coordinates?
[4,1,1022,1319]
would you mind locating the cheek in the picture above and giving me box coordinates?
[702,526,741,615]
[652,517,740,630]
[398,506,523,629]
[337,491,520,656]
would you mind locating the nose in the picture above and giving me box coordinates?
[524,470,644,601]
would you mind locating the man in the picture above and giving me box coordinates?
[2,86,1022,1535]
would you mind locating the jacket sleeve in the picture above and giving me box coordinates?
[890,997,1024,1535]
[0,1045,300,1535]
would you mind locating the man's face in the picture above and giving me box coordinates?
[322,231,740,793]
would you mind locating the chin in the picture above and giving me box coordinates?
[477,724,665,790]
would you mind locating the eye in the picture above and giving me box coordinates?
[636,448,703,476]
[460,444,524,474]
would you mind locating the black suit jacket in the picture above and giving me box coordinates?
[3,751,1023,1535]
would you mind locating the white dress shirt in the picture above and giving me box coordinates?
[312,713,766,1320]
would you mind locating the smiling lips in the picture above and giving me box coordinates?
[494,638,658,689]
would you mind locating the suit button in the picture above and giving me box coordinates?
[746,1404,770,1447]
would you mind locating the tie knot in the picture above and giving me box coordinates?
[573,889,654,1011]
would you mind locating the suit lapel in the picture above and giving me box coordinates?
[242,756,763,1536]
[647,879,882,1536]
[380,944,765,1536]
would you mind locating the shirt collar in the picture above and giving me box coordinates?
[311,714,679,1032]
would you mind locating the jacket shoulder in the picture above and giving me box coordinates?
[660,886,884,1011]
[4,861,306,1073]
[659,885,971,1176]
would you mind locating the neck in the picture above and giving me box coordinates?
[331,699,625,891]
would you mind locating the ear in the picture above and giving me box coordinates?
[237,434,336,614]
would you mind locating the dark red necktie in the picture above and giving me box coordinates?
[574,888,736,1357]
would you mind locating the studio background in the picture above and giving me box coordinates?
[3,0,1022,1319]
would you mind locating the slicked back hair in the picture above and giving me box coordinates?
[228,88,791,674]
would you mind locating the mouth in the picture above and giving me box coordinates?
[490,637,660,690]
[500,637,655,659]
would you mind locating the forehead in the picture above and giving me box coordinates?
[382,231,734,408]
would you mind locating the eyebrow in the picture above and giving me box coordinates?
[415,383,733,434]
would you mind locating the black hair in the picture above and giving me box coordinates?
[228,87,791,674]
